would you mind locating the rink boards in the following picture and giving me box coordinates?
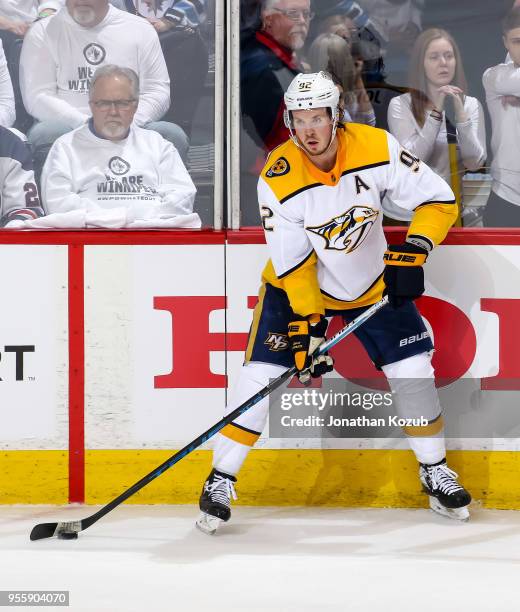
[1,228,520,507]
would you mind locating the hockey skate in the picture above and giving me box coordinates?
[420,459,471,521]
[196,469,237,535]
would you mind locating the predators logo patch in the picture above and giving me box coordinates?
[264,332,289,351]
[266,157,290,178]
[307,206,379,253]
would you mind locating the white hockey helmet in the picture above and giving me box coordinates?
[283,71,341,152]
[284,71,340,114]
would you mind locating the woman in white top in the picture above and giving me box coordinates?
[387,28,486,194]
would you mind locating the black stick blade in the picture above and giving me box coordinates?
[30,522,58,541]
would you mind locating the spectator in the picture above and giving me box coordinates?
[351,26,406,130]
[0,2,63,132]
[314,12,358,43]
[19,0,189,180]
[313,1,419,95]
[0,125,44,227]
[242,0,311,151]
[349,40,377,124]
[0,1,62,26]
[240,0,312,224]
[240,0,262,39]
[109,0,209,136]
[357,0,423,49]
[482,8,520,226]
[31,65,199,229]
[308,33,375,125]
[0,39,14,126]
[309,4,401,130]
[311,0,421,83]
[109,0,206,32]
[311,0,385,45]
[388,28,486,200]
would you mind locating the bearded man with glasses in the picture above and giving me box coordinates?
[19,0,189,182]
[34,65,200,229]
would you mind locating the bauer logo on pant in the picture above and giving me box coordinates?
[307,206,379,253]
[399,331,430,347]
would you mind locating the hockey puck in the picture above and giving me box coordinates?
[58,532,78,540]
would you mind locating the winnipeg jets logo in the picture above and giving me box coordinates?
[83,43,106,65]
[108,156,130,176]
[307,206,379,253]
[264,332,289,351]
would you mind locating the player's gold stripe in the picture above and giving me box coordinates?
[245,283,266,362]
[220,423,260,446]
[414,199,457,209]
[277,249,315,279]
[321,274,385,311]
[403,414,444,437]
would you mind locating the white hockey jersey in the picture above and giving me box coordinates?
[258,123,457,316]
[0,126,43,225]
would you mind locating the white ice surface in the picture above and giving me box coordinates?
[2,505,520,611]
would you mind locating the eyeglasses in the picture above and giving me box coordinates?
[272,8,315,21]
[91,99,137,111]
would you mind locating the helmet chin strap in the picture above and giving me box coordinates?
[286,108,340,156]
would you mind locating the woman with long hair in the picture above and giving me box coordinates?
[387,28,486,193]
[308,32,375,126]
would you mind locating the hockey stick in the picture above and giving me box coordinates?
[30,295,388,541]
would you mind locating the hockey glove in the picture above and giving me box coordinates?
[288,316,334,385]
[383,241,429,309]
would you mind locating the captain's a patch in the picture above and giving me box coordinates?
[266,157,290,178]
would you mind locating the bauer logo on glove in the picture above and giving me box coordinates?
[383,252,426,265]
[383,237,430,309]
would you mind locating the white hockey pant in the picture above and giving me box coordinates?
[382,352,445,465]
[213,362,288,476]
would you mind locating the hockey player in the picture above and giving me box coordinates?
[197,71,471,534]
[0,126,43,226]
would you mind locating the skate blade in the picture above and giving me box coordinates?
[429,496,470,522]
[195,512,222,535]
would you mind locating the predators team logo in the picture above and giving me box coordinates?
[266,157,290,178]
[83,43,106,66]
[108,156,130,176]
[264,332,289,351]
[307,206,379,253]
